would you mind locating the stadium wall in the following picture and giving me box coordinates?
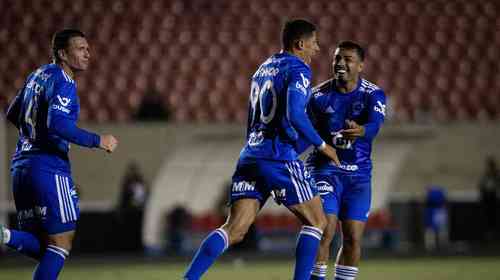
[4,122,500,249]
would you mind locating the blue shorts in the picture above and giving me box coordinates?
[230,158,318,207]
[11,167,79,235]
[313,172,371,222]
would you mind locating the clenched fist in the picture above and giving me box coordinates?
[99,134,118,153]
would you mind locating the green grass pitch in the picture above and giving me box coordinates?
[1,257,499,280]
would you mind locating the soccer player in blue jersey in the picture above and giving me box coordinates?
[183,19,340,280]
[1,29,118,280]
[307,41,386,280]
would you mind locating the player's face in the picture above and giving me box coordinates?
[332,48,363,83]
[300,31,320,64]
[61,36,90,72]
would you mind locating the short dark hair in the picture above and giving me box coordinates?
[52,29,86,63]
[337,41,365,61]
[281,19,316,51]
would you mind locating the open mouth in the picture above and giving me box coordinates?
[335,68,347,75]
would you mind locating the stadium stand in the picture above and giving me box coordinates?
[1,0,499,123]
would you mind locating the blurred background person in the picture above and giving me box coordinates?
[478,156,500,241]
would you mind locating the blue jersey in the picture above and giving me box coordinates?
[239,52,324,161]
[6,63,100,174]
[305,78,386,175]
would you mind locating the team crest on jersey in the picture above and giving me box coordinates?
[57,95,71,107]
[351,101,364,115]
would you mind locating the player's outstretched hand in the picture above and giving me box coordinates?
[318,143,340,166]
[341,120,365,140]
[99,134,118,153]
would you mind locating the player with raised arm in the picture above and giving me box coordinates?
[183,19,340,280]
[1,29,118,280]
[306,41,386,280]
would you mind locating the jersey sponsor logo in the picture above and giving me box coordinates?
[57,95,71,107]
[232,181,256,192]
[295,73,310,95]
[316,180,334,195]
[338,163,359,171]
[300,73,310,88]
[296,81,307,95]
[313,92,324,98]
[52,104,70,114]
[374,101,386,116]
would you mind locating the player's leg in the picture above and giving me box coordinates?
[310,176,342,280]
[335,220,364,280]
[1,167,43,260]
[288,196,327,280]
[184,199,260,280]
[310,214,338,280]
[275,160,326,280]
[334,175,371,280]
[33,230,74,280]
[32,172,79,280]
[184,159,262,280]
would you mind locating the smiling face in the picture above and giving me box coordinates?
[332,47,363,84]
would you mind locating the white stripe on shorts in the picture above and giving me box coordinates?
[60,175,72,222]
[290,162,309,201]
[64,177,77,221]
[55,175,67,223]
[294,161,313,200]
[286,162,304,203]
[55,174,77,223]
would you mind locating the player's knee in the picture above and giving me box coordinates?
[343,234,362,249]
[227,227,247,244]
[321,225,336,244]
[47,233,75,253]
[313,213,328,232]
[222,223,248,245]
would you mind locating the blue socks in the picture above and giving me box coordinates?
[5,229,42,260]
[335,264,358,280]
[311,264,328,280]
[33,245,68,280]
[184,228,229,280]
[293,226,323,280]
[183,226,325,280]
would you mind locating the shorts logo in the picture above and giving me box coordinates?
[17,206,47,221]
[316,180,334,195]
[248,131,264,146]
[232,181,256,192]
[272,188,286,200]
